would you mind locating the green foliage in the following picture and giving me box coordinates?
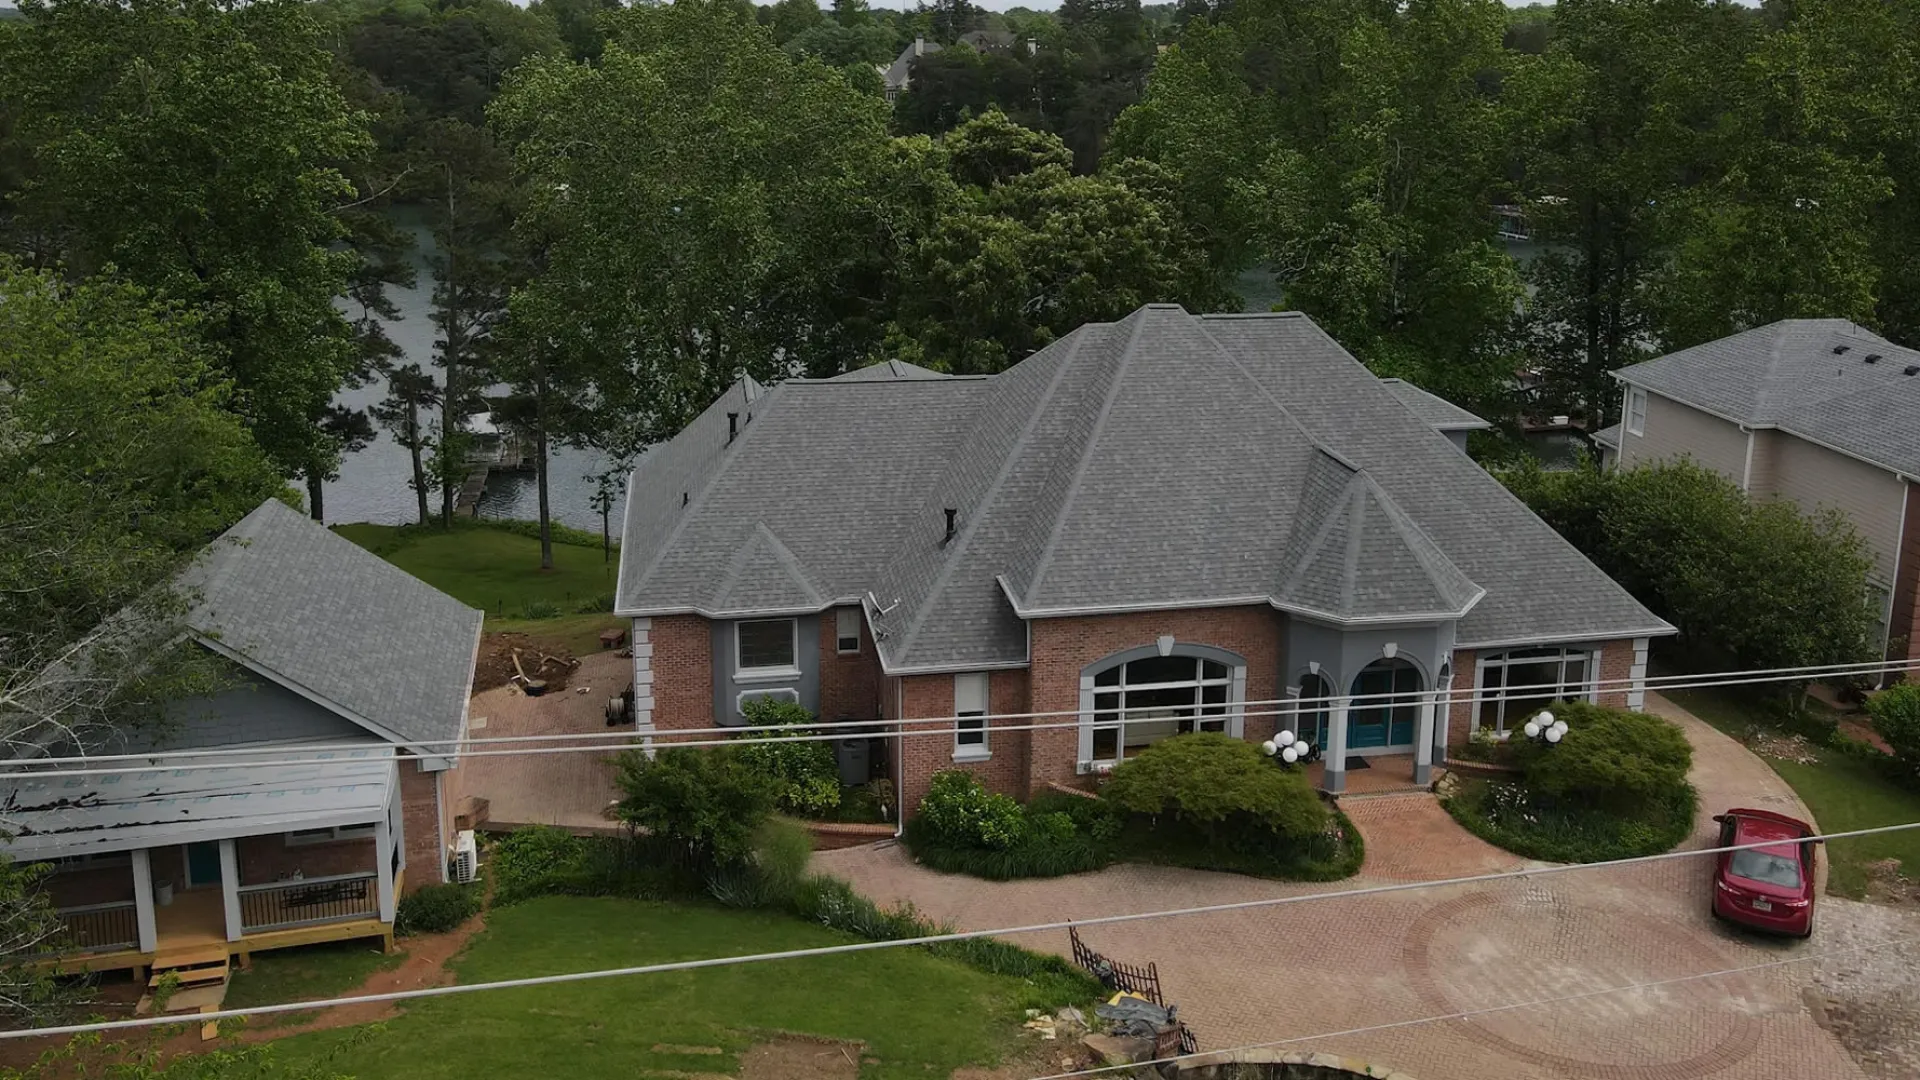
[395,883,480,936]
[487,825,589,905]
[1444,777,1697,863]
[914,770,1026,851]
[1868,684,1920,783]
[1102,732,1329,841]
[0,1028,377,1080]
[735,698,842,817]
[706,817,814,909]
[611,747,775,868]
[1501,458,1879,677]
[1513,702,1693,810]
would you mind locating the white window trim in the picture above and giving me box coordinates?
[1625,388,1647,436]
[285,823,378,848]
[736,618,801,681]
[737,686,800,714]
[1077,655,1245,771]
[835,608,861,654]
[1472,646,1600,734]
[953,672,990,761]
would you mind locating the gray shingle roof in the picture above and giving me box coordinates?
[182,499,483,751]
[1591,423,1621,450]
[829,360,951,382]
[617,306,1671,668]
[1379,378,1492,432]
[881,40,942,91]
[1616,320,1920,476]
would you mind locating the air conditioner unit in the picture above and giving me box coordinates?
[450,830,478,885]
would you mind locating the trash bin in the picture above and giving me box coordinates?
[835,738,870,786]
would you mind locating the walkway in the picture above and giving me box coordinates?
[817,692,1879,1080]
[462,651,630,832]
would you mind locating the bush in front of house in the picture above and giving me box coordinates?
[915,770,1028,851]
[735,697,842,818]
[487,825,591,904]
[705,817,816,909]
[1868,683,1920,783]
[1442,702,1697,862]
[612,746,777,868]
[1102,732,1329,845]
[904,784,1118,879]
[395,882,480,936]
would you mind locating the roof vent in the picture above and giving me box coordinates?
[1865,354,1883,364]
[1833,344,1851,354]
[682,491,689,507]
[727,412,739,443]
[942,508,957,544]
[1906,366,1920,377]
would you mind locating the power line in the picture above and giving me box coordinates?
[1024,931,1920,1080]
[2,657,1908,781]
[5,820,1914,1042]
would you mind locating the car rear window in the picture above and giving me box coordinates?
[1729,849,1802,888]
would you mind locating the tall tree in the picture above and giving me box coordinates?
[371,364,442,526]
[0,0,375,496]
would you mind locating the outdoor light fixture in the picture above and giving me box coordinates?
[1523,710,1569,744]
[1262,729,1313,764]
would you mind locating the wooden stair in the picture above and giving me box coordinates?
[142,945,233,1040]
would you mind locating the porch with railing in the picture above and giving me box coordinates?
[51,901,140,954]
[237,873,380,933]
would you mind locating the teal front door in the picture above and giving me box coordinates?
[186,842,221,887]
[1348,660,1421,749]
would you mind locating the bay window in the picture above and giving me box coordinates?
[1475,646,1596,733]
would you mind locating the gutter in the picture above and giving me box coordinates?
[893,676,905,840]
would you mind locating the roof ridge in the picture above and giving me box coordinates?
[1354,472,1479,606]
[627,379,779,597]
[887,327,1094,665]
[1021,307,1157,607]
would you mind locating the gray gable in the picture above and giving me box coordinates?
[182,499,483,750]
[618,306,1671,670]
[1617,319,1920,476]
[829,360,952,382]
[1379,378,1491,432]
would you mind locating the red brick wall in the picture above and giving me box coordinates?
[1446,639,1639,755]
[234,833,377,887]
[1893,482,1920,662]
[651,614,714,732]
[399,760,443,891]
[819,606,883,722]
[44,865,136,907]
[1026,606,1285,794]
[895,669,1033,814]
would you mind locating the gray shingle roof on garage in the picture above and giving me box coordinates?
[618,306,1671,670]
[181,499,483,750]
[1378,378,1492,432]
[1616,320,1920,477]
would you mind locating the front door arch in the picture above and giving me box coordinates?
[1348,658,1422,750]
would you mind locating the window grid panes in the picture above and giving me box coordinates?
[737,619,796,672]
[1626,389,1647,435]
[835,608,861,654]
[955,673,988,754]
[1476,647,1593,733]
[1089,656,1235,766]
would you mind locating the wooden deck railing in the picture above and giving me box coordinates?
[52,901,139,954]
[237,872,379,932]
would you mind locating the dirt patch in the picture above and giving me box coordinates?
[1863,859,1920,908]
[474,632,580,693]
[1838,718,1894,755]
[951,1040,1100,1080]
[1749,731,1822,766]
[234,909,489,1042]
[738,1035,863,1080]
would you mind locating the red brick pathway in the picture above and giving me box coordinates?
[462,651,631,831]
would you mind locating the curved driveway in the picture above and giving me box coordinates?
[818,693,1883,1080]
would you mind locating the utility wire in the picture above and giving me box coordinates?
[3,658,1909,781]
[5,820,1915,1041]
[1024,931,1920,1080]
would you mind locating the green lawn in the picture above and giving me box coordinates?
[1667,688,1920,898]
[333,522,619,618]
[268,897,1065,1080]
[223,939,401,1013]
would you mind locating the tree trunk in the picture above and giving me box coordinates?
[440,168,459,530]
[535,364,553,572]
[407,404,430,526]
[306,471,325,523]
[602,505,611,565]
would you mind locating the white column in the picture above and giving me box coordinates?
[1324,696,1350,793]
[375,817,397,924]
[1627,637,1650,711]
[1434,675,1455,765]
[1076,674,1096,770]
[218,839,243,942]
[630,617,655,729]
[1413,691,1437,785]
[130,848,157,954]
[1229,665,1248,739]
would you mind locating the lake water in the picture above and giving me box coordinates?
[319,210,620,534]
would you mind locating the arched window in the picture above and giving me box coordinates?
[1294,673,1332,748]
[1348,658,1422,749]
[1083,647,1243,769]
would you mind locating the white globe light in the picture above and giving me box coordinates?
[1545,726,1563,744]
[1552,720,1569,736]
[1261,740,1278,756]
[1523,721,1541,739]
[1535,710,1555,727]
[1281,746,1299,763]
[1278,730,1296,746]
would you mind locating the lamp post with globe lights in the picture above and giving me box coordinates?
[1261,728,1317,766]
[1520,710,1569,744]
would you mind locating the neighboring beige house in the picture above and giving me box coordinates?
[1594,320,1920,658]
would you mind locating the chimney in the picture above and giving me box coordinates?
[943,508,957,544]
[727,412,739,444]
[914,36,925,56]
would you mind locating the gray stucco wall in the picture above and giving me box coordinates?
[1282,620,1454,701]
[711,615,821,726]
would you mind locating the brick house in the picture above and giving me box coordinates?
[9,499,482,974]
[1595,320,1920,659]
[616,305,1673,814]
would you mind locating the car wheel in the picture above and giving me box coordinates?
[1798,910,1814,940]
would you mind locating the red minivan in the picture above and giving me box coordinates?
[1711,808,1817,938]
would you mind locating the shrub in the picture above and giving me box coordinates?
[735,697,842,817]
[1869,683,1920,781]
[1516,702,1692,810]
[916,771,1025,850]
[573,592,616,614]
[707,817,814,909]
[396,883,480,936]
[1443,777,1696,862]
[612,746,775,868]
[521,599,562,619]
[1102,733,1328,843]
[488,825,588,904]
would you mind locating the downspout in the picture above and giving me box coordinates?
[1739,425,1756,494]
[893,676,905,839]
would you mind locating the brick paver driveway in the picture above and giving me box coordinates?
[819,693,1903,1080]
[463,651,630,831]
